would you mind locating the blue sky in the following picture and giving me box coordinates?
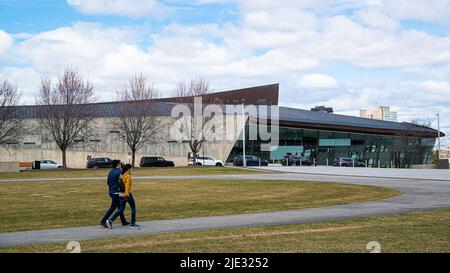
[0,0,237,33]
[1,0,450,138]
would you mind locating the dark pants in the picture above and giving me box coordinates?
[111,194,136,225]
[101,194,127,224]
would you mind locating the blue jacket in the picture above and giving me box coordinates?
[107,168,122,195]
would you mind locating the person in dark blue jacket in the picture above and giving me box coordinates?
[100,160,129,228]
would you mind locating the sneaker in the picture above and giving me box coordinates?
[130,223,141,229]
[100,222,107,228]
[105,220,113,229]
[122,222,130,226]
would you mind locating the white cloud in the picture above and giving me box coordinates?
[237,0,450,26]
[243,7,318,31]
[421,80,450,92]
[0,30,13,55]
[1,22,318,102]
[381,0,450,27]
[295,15,450,68]
[67,0,168,18]
[3,0,450,131]
[353,9,399,31]
[18,23,137,68]
[297,74,339,90]
[0,67,41,102]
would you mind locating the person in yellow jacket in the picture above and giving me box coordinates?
[106,164,140,229]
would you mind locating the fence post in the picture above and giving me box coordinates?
[326,158,329,166]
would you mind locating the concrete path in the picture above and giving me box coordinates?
[1,170,450,248]
[250,165,450,181]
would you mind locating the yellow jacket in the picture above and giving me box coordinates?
[121,172,132,197]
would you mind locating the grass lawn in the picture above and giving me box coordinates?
[4,209,449,253]
[0,179,398,233]
[0,166,261,180]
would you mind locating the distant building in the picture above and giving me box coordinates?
[311,106,333,113]
[360,106,397,122]
[4,85,442,169]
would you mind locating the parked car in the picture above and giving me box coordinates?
[281,156,313,166]
[233,155,269,166]
[140,157,175,167]
[34,160,63,169]
[86,157,113,169]
[333,157,365,167]
[188,156,224,167]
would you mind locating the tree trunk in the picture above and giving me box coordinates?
[131,149,136,167]
[62,149,67,168]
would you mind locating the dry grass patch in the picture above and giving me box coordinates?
[0,179,398,232]
[0,167,261,180]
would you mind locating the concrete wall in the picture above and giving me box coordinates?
[0,162,20,173]
[0,115,245,169]
[411,164,436,169]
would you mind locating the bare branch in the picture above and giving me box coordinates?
[112,74,161,166]
[410,117,435,127]
[173,77,214,103]
[0,80,22,145]
[173,78,216,165]
[35,67,96,168]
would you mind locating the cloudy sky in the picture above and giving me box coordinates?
[0,0,449,134]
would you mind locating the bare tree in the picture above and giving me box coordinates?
[410,117,435,127]
[173,78,216,166]
[0,80,21,145]
[36,67,96,168]
[173,77,210,99]
[405,117,437,166]
[442,135,450,150]
[112,74,160,167]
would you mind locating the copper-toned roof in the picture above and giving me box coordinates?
[157,83,279,105]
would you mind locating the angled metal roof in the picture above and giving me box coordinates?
[276,106,442,138]
[9,101,177,119]
[7,84,443,138]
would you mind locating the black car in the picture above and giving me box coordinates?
[233,155,269,166]
[333,157,365,167]
[140,157,175,167]
[86,157,113,169]
[281,156,313,166]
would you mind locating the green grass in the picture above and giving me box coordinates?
[0,167,261,180]
[4,209,449,253]
[0,179,398,233]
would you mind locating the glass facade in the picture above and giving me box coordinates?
[227,125,436,168]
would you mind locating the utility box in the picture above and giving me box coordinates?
[437,159,449,169]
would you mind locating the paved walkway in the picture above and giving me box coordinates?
[251,165,450,181]
[1,171,450,248]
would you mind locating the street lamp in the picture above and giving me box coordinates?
[437,112,441,160]
[242,103,246,167]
